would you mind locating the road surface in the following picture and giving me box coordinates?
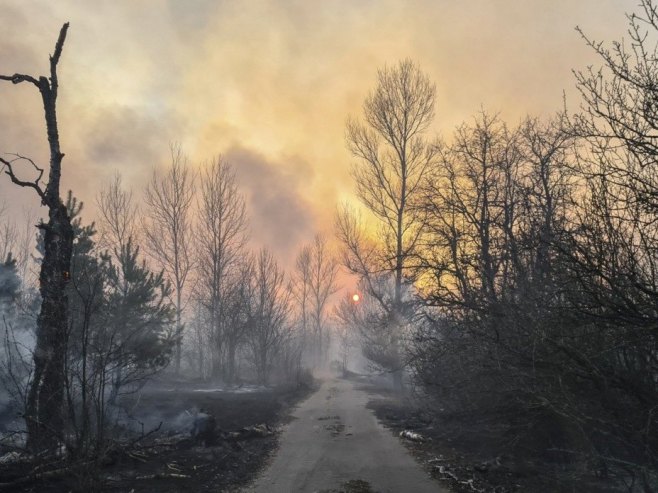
[245,377,446,493]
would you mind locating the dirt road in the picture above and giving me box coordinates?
[245,377,445,493]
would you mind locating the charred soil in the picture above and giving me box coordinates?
[0,381,316,492]
[363,382,623,493]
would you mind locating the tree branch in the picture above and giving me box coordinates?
[0,155,46,201]
[49,22,69,96]
[51,23,69,68]
[0,73,39,86]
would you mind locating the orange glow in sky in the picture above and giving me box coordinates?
[0,0,637,267]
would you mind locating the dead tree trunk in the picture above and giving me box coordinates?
[0,23,73,451]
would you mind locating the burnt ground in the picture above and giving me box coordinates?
[360,380,623,493]
[0,381,316,492]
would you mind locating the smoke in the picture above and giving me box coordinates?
[0,262,36,438]
[125,406,199,435]
[81,105,177,182]
[226,146,316,266]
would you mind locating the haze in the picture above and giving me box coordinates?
[0,0,633,264]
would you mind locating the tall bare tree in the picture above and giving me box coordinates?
[291,245,312,361]
[292,235,338,366]
[339,59,438,386]
[0,23,73,451]
[142,145,195,374]
[195,157,248,380]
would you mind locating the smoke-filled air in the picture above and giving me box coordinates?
[1,1,657,492]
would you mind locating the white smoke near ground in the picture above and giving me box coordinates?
[116,383,273,436]
[0,264,37,448]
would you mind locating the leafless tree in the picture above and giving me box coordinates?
[0,202,16,263]
[244,249,292,385]
[0,23,73,451]
[340,59,438,386]
[412,97,658,487]
[0,206,38,295]
[96,172,139,254]
[292,235,338,366]
[308,234,338,365]
[420,112,520,311]
[142,145,195,374]
[291,245,312,362]
[195,156,248,380]
[333,293,361,375]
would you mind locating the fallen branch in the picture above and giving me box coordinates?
[128,421,163,448]
[134,473,190,480]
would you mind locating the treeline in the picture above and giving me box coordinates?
[0,21,341,458]
[337,5,658,489]
[0,154,339,459]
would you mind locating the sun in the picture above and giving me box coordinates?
[352,293,360,303]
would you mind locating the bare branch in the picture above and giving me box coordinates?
[0,74,39,86]
[0,155,46,201]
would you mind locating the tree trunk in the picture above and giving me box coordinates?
[226,341,236,386]
[17,24,74,452]
[175,303,182,374]
[26,199,74,451]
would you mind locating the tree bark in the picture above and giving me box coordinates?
[26,203,73,450]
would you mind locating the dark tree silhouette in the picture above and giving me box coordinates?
[0,23,73,451]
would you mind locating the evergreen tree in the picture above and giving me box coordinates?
[63,195,175,455]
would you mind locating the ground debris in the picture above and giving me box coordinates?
[473,456,504,473]
[0,451,24,465]
[0,382,315,492]
[224,423,275,440]
[437,464,459,481]
[324,422,346,436]
[399,430,428,442]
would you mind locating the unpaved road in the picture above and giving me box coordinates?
[245,378,445,493]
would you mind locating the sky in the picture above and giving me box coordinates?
[0,0,637,267]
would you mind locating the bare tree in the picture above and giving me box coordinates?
[142,145,195,374]
[340,59,438,387]
[292,235,338,366]
[244,249,292,385]
[333,293,361,376]
[308,234,338,365]
[0,23,73,451]
[195,157,248,380]
[291,245,312,362]
[421,112,520,310]
[96,172,139,254]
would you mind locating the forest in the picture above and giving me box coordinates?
[1,1,658,492]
